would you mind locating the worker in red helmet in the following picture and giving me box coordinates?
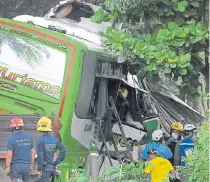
[5,117,36,182]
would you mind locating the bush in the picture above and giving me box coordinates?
[100,161,145,182]
[180,122,209,182]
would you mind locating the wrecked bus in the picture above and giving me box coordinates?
[0,2,161,181]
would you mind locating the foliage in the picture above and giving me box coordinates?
[100,21,208,76]
[66,161,145,182]
[179,122,209,182]
[200,92,210,104]
[100,161,145,181]
[67,126,210,182]
[67,168,89,182]
[90,8,117,23]
[91,0,209,101]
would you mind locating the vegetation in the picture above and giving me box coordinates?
[65,122,209,182]
[179,122,209,182]
[91,0,209,114]
[100,161,145,181]
[66,161,145,182]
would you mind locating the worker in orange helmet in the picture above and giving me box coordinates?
[5,117,35,182]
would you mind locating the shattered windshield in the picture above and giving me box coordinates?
[0,32,66,99]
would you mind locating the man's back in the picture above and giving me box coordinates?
[36,134,58,166]
[141,142,173,160]
[144,157,174,182]
[7,131,33,164]
[166,138,179,165]
[179,137,194,166]
[36,133,66,168]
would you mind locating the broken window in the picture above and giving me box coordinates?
[75,54,149,124]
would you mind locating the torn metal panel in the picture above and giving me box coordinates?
[95,61,148,93]
[149,84,205,132]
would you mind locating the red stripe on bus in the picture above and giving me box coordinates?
[0,154,6,158]
[58,48,75,118]
[0,20,76,118]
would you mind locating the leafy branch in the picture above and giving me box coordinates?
[100,21,208,79]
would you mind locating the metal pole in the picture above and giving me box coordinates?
[88,141,99,182]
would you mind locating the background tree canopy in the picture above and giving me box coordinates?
[91,0,209,116]
[0,0,60,18]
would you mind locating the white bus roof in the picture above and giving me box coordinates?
[13,15,109,53]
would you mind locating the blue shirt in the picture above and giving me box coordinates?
[179,138,195,166]
[7,131,34,164]
[141,142,173,160]
[36,133,66,170]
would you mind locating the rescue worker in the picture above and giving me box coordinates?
[141,129,173,160]
[5,117,35,182]
[35,116,66,182]
[143,149,176,182]
[165,122,183,165]
[174,124,197,166]
[116,87,129,121]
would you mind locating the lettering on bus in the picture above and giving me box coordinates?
[0,66,61,95]
[84,124,92,132]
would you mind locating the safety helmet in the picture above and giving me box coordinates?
[37,117,52,132]
[183,124,196,132]
[171,122,183,131]
[152,130,163,141]
[10,117,24,128]
[183,124,197,137]
[119,88,128,98]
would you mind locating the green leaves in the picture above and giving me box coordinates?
[156,29,170,41]
[91,9,106,24]
[187,65,193,71]
[91,8,117,24]
[169,63,177,68]
[178,1,189,12]
[180,53,191,63]
[96,2,208,96]
[179,68,188,75]
[100,161,145,181]
[167,22,179,30]
[90,0,209,104]
[147,64,157,72]
[101,23,207,83]
[164,67,172,73]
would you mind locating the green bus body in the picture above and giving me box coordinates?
[0,16,161,182]
[0,18,90,181]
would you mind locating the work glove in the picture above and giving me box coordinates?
[30,163,35,174]
[4,166,10,175]
[168,136,175,142]
[37,171,42,177]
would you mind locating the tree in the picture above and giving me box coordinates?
[91,0,209,116]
